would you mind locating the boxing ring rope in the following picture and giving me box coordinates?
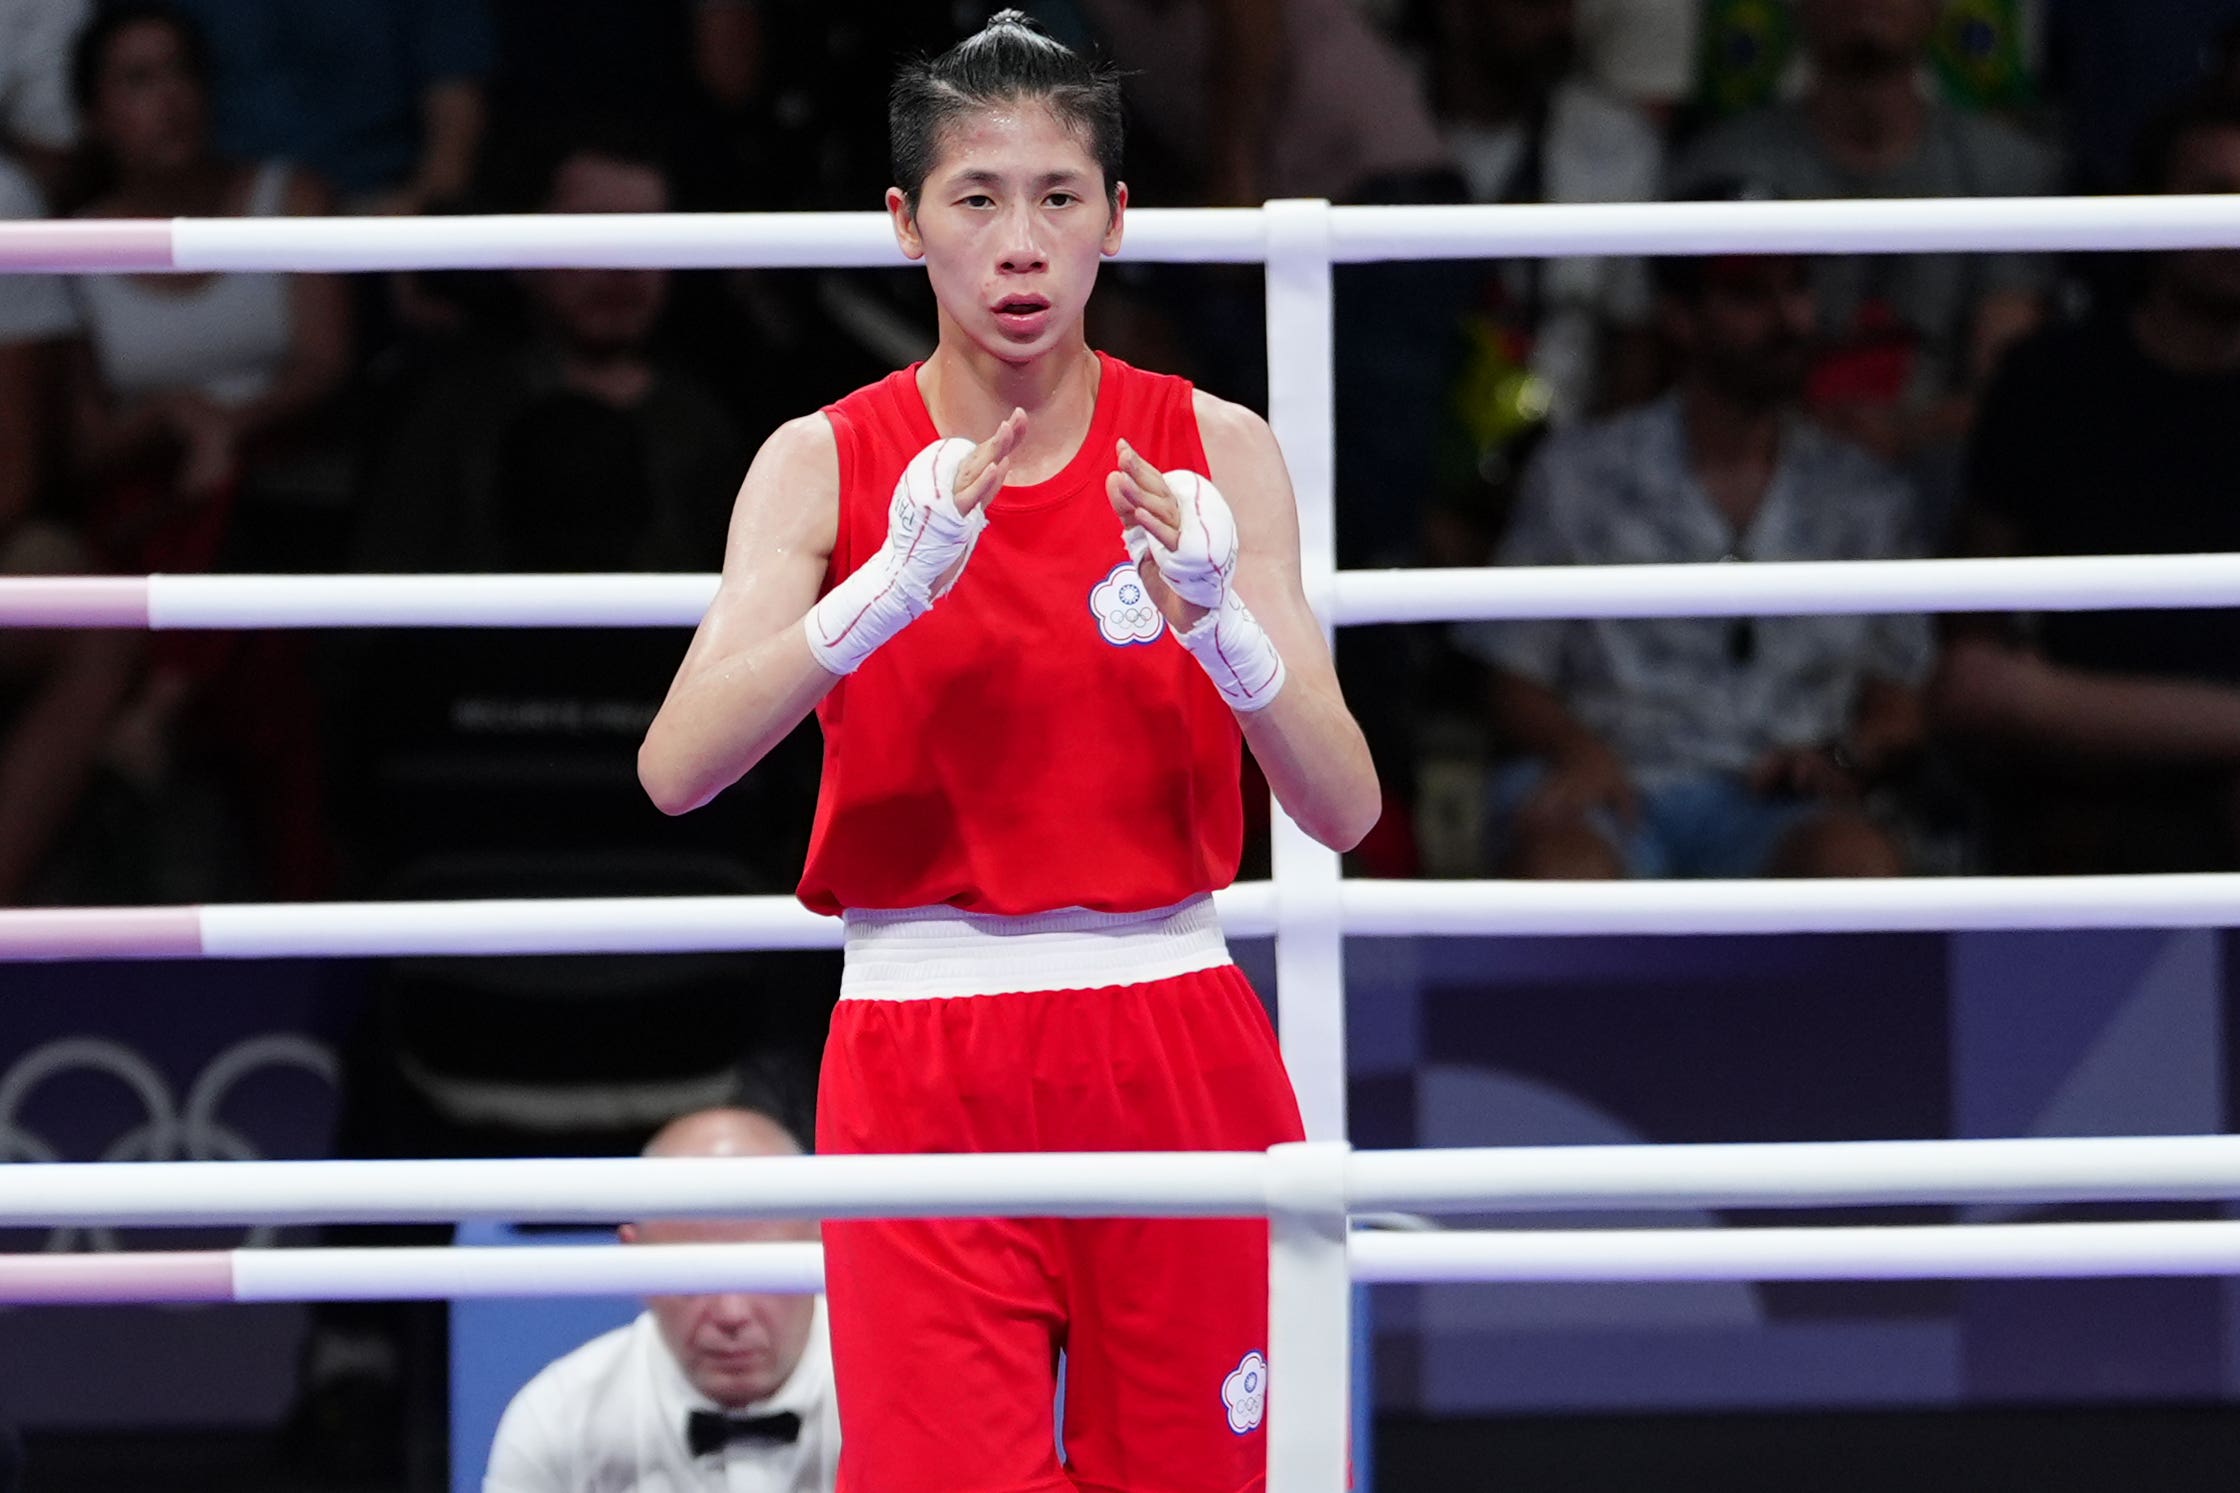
[12,196,2240,1491]
[10,194,2240,274]
[24,1221,2240,1305]
[18,874,2240,960]
[17,1138,2240,1228]
[16,550,2240,629]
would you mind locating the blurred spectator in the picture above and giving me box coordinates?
[64,0,350,900]
[485,1106,839,1493]
[1576,0,1702,125]
[0,0,91,199]
[0,153,135,904]
[1696,0,2042,125]
[352,125,740,580]
[2048,0,2240,191]
[483,1,746,212]
[1679,0,2056,525]
[1458,247,1931,880]
[1938,88,2240,873]
[318,132,795,1396]
[1071,0,1450,204]
[66,3,351,524]
[1422,0,1663,439]
[166,0,492,212]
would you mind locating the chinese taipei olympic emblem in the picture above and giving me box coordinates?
[1222,1351,1267,1434]
[1089,561,1165,646]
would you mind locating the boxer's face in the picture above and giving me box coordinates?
[631,1216,819,1409]
[889,101,1127,367]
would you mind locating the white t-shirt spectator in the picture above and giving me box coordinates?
[1442,80,1663,422]
[1577,0,1702,113]
[1076,0,1449,200]
[486,1303,839,1493]
[0,0,91,151]
[0,156,75,344]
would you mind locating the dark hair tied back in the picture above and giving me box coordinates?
[889,8,1124,212]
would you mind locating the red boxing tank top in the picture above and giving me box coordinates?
[796,352,1243,916]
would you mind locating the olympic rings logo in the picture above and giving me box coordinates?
[0,1032,337,1253]
[1091,562,1167,646]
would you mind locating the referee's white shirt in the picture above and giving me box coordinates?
[484,1300,840,1493]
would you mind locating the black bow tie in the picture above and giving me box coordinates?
[687,1409,801,1457]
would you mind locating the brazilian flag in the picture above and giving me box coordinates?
[1930,0,2035,111]
[1696,0,1797,120]
[1697,0,2035,121]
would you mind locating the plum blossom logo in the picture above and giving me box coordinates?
[1089,562,1164,646]
[1222,1351,1267,1435]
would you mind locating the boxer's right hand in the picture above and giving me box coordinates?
[804,410,1025,676]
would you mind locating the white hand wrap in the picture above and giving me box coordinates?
[805,437,987,676]
[1125,469,1288,712]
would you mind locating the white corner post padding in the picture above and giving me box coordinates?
[1265,1141,1351,1493]
[1262,196,1347,1493]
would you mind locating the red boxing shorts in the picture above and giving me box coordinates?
[816,897,1305,1493]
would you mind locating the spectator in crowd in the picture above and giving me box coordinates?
[352,123,740,579]
[1068,0,1451,204]
[0,153,135,904]
[1938,87,2240,873]
[64,0,350,900]
[1459,237,1932,880]
[485,1105,838,1493]
[2048,0,2240,191]
[483,0,740,213]
[0,0,91,199]
[1678,0,2057,515]
[165,0,493,213]
[1576,0,1702,126]
[1420,0,1664,440]
[66,4,351,517]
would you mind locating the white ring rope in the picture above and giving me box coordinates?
[0,1152,1277,1228]
[8,553,2240,630]
[11,876,2240,961]
[1344,1222,2240,1284]
[10,201,2233,1478]
[13,1138,2240,1229]
[19,1221,2240,1305]
[6,196,2240,275]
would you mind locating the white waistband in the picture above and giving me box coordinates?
[839,895,1230,1001]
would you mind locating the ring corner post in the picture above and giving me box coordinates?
[1266,1139,1352,1493]
[1261,194,1352,1491]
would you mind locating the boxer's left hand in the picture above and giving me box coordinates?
[1107,438,1217,632]
[1105,437,1287,712]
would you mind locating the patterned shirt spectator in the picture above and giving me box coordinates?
[1457,393,1935,786]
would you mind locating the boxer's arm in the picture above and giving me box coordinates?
[640,410,1022,815]
[639,414,843,816]
[1182,393,1380,851]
